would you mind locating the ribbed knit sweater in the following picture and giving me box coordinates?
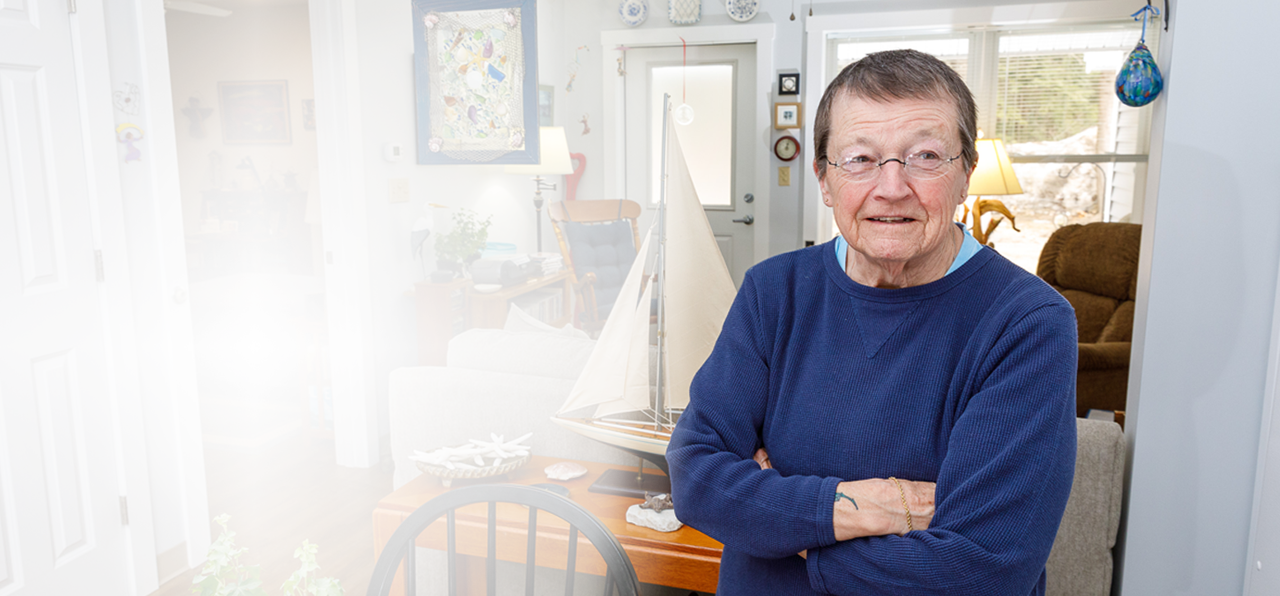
[668,240,1078,595]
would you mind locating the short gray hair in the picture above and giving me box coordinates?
[813,49,978,179]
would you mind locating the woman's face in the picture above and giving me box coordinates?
[817,94,974,272]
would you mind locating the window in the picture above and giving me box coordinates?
[650,64,734,207]
[824,19,1159,273]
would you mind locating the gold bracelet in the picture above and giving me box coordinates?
[888,477,914,533]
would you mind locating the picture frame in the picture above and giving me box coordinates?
[774,102,802,129]
[412,0,540,165]
[218,80,291,144]
[778,72,800,95]
[538,84,554,126]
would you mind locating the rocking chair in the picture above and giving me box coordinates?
[548,200,642,332]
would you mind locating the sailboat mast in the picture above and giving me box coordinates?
[654,94,670,430]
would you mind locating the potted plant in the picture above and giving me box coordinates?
[433,209,492,280]
[193,514,343,596]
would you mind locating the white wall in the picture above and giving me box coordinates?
[340,0,568,443]
[1120,0,1280,593]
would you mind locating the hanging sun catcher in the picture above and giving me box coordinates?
[1115,2,1164,108]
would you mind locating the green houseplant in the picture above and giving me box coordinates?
[433,209,492,277]
[193,514,343,596]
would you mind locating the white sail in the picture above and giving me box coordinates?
[661,119,736,410]
[597,275,654,418]
[552,96,737,465]
[557,231,654,416]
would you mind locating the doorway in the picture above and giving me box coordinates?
[623,43,757,286]
[157,1,378,593]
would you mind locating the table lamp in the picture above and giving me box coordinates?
[506,126,573,253]
[962,138,1023,246]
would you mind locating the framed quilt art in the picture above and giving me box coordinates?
[413,0,540,165]
[219,80,291,144]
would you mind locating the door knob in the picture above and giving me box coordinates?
[733,215,755,225]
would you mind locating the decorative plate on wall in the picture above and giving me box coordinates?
[669,0,700,25]
[726,0,759,22]
[619,0,649,27]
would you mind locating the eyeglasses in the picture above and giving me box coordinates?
[825,151,962,182]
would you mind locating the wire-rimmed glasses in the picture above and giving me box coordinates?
[825,151,962,182]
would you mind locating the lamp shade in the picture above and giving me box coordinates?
[505,127,574,175]
[968,138,1022,196]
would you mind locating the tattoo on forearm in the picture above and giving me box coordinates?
[834,492,859,510]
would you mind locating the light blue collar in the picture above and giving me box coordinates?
[833,224,982,277]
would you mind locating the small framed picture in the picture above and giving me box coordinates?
[774,102,802,129]
[778,73,800,95]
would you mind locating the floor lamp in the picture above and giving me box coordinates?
[506,127,573,253]
[963,138,1023,246]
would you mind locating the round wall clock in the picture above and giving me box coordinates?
[774,135,800,161]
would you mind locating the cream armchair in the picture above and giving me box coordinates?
[388,325,631,488]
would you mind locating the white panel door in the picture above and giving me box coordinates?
[0,1,131,594]
[624,43,756,287]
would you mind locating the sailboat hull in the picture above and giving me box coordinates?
[550,417,671,473]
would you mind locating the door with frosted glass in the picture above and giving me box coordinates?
[624,43,755,286]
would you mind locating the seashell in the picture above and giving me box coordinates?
[640,492,674,513]
[544,461,588,481]
[1115,42,1163,107]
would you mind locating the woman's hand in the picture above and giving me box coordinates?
[753,449,935,541]
[832,478,936,540]
[754,448,772,470]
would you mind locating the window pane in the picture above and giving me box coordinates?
[995,28,1141,150]
[650,64,734,206]
[831,36,969,82]
[990,25,1151,273]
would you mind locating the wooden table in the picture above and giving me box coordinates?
[372,456,722,594]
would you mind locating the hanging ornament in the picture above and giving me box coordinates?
[1115,3,1164,107]
[675,37,695,125]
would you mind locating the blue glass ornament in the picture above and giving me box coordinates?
[1116,42,1163,107]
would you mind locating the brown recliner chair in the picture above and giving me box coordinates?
[1036,222,1142,418]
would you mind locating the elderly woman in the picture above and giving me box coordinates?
[667,49,1078,595]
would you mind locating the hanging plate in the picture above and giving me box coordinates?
[725,0,759,22]
[669,0,700,25]
[619,0,649,27]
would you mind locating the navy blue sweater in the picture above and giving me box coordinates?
[668,241,1078,595]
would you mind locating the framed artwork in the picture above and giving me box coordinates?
[219,81,291,144]
[412,0,540,165]
[778,72,800,95]
[538,84,554,126]
[774,102,802,129]
[301,99,316,131]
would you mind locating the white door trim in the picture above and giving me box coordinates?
[70,4,162,593]
[111,0,211,583]
[307,0,380,467]
[1245,245,1280,594]
[601,21,775,264]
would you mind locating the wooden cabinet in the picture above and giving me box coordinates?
[467,270,572,329]
[415,278,470,366]
[415,270,573,365]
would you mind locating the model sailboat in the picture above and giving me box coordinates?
[551,97,737,484]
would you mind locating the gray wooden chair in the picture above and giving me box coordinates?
[367,484,641,596]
